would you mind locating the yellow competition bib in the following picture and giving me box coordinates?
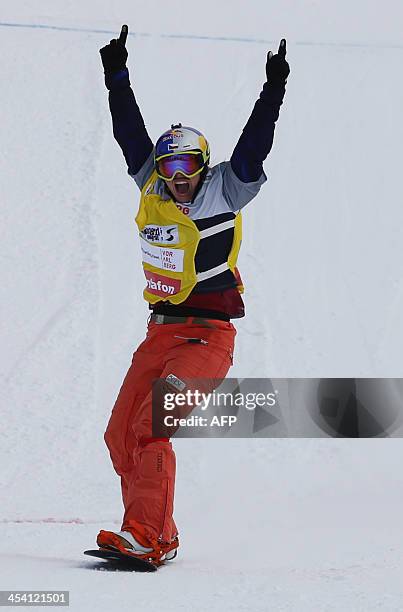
[135,171,243,305]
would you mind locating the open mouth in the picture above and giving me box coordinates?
[173,181,190,196]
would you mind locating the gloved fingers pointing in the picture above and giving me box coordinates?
[118,24,128,46]
[278,38,287,58]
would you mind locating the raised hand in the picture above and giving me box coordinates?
[266,39,290,84]
[100,25,129,74]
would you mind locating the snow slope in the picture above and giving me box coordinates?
[1,1,403,610]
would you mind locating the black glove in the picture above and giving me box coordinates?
[265,39,290,85]
[100,25,128,74]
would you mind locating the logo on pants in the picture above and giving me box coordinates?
[165,373,187,392]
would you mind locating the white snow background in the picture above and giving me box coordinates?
[1,1,403,610]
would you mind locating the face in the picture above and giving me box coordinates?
[164,172,202,203]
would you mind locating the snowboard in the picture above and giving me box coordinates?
[84,548,158,572]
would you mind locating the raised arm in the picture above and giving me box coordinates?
[230,39,290,182]
[100,25,153,177]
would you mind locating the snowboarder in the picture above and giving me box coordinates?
[96,24,290,565]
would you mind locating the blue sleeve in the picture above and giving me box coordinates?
[106,69,154,176]
[230,81,286,182]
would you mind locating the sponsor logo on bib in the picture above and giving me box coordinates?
[144,270,181,297]
[140,237,184,272]
[140,224,179,244]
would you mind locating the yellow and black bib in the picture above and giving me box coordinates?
[135,171,243,305]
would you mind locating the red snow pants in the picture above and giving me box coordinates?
[104,317,236,547]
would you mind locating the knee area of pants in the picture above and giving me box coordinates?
[104,430,126,466]
[104,429,114,449]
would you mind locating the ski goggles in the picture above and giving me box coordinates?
[155,152,205,181]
